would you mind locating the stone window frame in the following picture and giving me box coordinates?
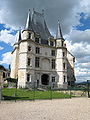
[36,47,40,54]
[27,58,31,66]
[63,63,66,70]
[28,32,31,39]
[51,50,55,56]
[52,76,55,82]
[27,74,31,82]
[35,57,40,68]
[63,75,66,83]
[52,59,55,69]
[62,52,65,57]
[50,41,54,46]
[28,46,31,51]
[35,37,40,43]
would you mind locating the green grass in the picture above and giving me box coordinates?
[2,88,71,100]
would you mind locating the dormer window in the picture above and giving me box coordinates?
[28,33,31,39]
[50,41,54,46]
[35,37,39,43]
[28,46,31,51]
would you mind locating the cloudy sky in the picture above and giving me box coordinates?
[0,0,90,82]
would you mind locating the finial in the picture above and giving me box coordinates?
[33,8,35,11]
[42,9,44,15]
[29,9,30,12]
[58,20,60,24]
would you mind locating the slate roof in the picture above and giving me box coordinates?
[25,10,52,44]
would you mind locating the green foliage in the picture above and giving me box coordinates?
[2,88,71,100]
[3,83,8,88]
[4,78,18,83]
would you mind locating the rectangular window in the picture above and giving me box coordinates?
[52,77,55,82]
[28,46,31,51]
[51,50,55,56]
[63,63,65,69]
[62,41,64,46]
[50,41,54,46]
[63,75,66,83]
[36,47,40,54]
[27,74,31,82]
[3,72,5,78]
[27,58,31,66]
[52,59,55,69]
[35,57,40,67]
[35,37,39,43]
[63,52,65,57]
[28,33,31,39]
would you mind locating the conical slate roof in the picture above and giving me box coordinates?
[25,9,32,30]
[25,10,52,44]
[56,20,63,39]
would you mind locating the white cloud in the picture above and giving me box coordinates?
[67,29,90,44]
[0,52,12,65]
[0,0,81,33]
[0,29,18,45]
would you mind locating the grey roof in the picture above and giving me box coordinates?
[56,20,63,39]
[25,9,32,30]
[25,10,52,44]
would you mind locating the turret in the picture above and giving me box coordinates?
[56,20,67,88]
[22,9,32,40]
[56,20,65,48]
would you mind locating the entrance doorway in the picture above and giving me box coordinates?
[41,74,49,85]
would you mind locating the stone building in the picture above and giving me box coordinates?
[10,10,76,88]
[0,65,10,86]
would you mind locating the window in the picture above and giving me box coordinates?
[52,77,55,82]
[36,47,40,54]
[52,59,55,69]
[62,41,64,46]
[27,58,31,66]
[63,52,65,57]
[35,37,39,43]
[3,72,5,78]
[27,74,31,82]
[63,63,66,69]
[28,46,31,51]
[51,50,55,56]
[63,75,66,83]
[28,33,31,39]
[35,57,40,67]
[50,41,54,46]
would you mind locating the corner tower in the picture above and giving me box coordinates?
[56,20,67,88]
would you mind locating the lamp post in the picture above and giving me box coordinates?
[0,75,2,103]
[87,80,90,98]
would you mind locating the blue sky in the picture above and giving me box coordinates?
[0,0,90,82]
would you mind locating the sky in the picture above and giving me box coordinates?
[0,0,90,82]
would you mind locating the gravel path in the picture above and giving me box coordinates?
[0,98,90,120]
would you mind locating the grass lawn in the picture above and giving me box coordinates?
[2,88,71,100]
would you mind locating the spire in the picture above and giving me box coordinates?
[25,9,32,30]
[18,28,21,41]
[56,20,63,39]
